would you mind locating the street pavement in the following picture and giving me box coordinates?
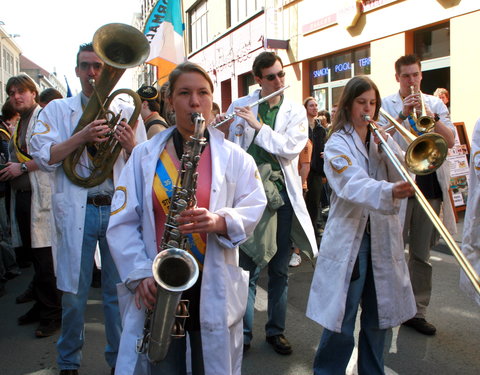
[1,212,479,375]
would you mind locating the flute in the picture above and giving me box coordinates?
[212,85,290,128]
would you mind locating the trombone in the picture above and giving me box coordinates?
[364,115,480,296]
[380,108,448,175]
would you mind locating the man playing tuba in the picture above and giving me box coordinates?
[30,41,147,375]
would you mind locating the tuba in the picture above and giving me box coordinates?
[136,113,206,363]
[63,23,150,188]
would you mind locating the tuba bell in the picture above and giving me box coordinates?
[63,23,150,188]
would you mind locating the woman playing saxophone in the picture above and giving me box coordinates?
[106,62,267,375]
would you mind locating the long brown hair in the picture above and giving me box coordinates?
[328,76,381,139]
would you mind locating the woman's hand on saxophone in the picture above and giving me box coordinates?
[135,277,157,310]
[176,208,228,237]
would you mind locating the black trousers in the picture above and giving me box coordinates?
[15,190,61,321]
[305,170,323,242]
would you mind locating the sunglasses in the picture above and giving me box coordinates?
[263,71,286,81]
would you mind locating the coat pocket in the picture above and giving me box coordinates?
[225,264,249,328]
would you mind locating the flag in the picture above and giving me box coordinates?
[64,75,72,98]
[144,0,185,84]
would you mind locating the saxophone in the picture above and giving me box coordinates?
[136,113,207,363]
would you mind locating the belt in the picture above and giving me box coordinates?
[87,195,112,206]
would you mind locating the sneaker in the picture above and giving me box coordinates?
[289,252,302,267]
[402,317,436,336]
[35,319,61,338]
[266,334,292,355]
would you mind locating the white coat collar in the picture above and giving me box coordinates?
[344,123,369,161]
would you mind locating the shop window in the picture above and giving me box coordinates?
[414,22,450,61]
[310,45,371,85]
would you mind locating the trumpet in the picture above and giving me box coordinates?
[410,85,435,134]
[379,108,447,175]
[364,115,480,296]
[212,85,290,128]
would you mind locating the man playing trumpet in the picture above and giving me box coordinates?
[380,54,455,336]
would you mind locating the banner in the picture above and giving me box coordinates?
[144,0,185,84]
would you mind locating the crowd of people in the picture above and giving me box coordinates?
[0,44,478,375]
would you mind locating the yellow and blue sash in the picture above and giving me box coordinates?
[153,149,206,269]
[13,124,32,163]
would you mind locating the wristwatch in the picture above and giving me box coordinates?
[398,110,408,121]
[20,162,28,173]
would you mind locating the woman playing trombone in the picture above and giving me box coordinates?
[306,76,416,375]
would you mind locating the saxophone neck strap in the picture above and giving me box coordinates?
[153,149,206,268]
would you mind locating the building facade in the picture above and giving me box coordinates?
[20,55,67,97]
[0,24,21,106]
[174,0,479,137]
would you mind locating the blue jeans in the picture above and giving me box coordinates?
[240,189,293,344]
[149,331,204,375]
[313,233,386,375]
[57,204,122,370]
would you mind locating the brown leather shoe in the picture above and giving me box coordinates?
[266,334,292,355]
[35,319,61,338]
[402,317,436,336]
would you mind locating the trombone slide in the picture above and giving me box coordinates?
[364,116,480,296]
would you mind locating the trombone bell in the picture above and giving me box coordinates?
[406,133,449,175]
[379,108,448,176]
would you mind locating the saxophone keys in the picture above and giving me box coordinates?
[176,300,190,318]
[171,320,185,337]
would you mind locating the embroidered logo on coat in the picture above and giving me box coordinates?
[330,155,352,173]
[110,186,127,215]
[32,120,51,136]
[474,150,480,170]
[234,124,245,137]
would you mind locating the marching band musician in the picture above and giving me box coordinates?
[306,76,416,375]
[379,54,455,336]
[30,43,146,375]
[106,62,266,375]
[460,118,480,306]
[220,51,317,355]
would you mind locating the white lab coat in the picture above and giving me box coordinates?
[29,94,147,293]
[106,126,267,375]
[227,89,318,258]
[306,125,416,332]
[380,92,456,235]
[460,118,480,305]
[10,105,52,249]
